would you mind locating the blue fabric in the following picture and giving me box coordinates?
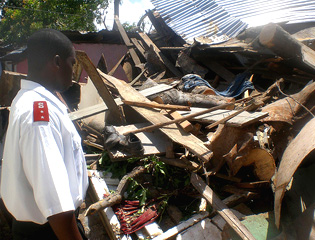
[181,73,254,98]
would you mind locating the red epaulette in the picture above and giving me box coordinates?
[33,101,49,122]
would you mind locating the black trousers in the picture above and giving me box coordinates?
[12,211,87,240]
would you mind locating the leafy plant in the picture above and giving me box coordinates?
[0,0,109,45]
[126,177,148,206]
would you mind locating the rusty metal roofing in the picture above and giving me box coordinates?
[150,0,315,44]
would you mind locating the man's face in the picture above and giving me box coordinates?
[55,48,76,92]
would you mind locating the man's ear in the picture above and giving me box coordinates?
[53,55,61,69]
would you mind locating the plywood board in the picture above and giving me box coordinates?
[108,123,167,161]
[177,108,268,127]
[69,84,173,121]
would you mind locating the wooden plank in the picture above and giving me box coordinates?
[212,209,245,231]
[88,170,130,240]
[75,51,124,124]
[205,104,254,130]
[177,108,268,127]
[138,32,182,77]
[123,103,233,136]
[136,222,163,239]
[203,61,235,84]
[102,73,213,163]
[130,38,146,58]
[114,16,141,66]
[108,123,167,161]
[68,84,173,121]
[176,218,222,240]
[122,100,191,111]
[166,110,194,132]
[274,117,315,228]
[108,54,125,76]
[152,211,209,240]
[191,173,256,240]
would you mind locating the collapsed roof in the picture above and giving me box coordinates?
[150,0,315,44]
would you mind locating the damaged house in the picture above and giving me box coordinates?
[1,0,315,239]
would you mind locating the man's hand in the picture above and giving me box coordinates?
[48,210,83,240]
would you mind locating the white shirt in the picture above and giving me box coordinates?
[0,80,89,224]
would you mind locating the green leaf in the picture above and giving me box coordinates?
[139,189,147,206]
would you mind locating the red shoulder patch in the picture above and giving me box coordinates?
[33,101,49,122]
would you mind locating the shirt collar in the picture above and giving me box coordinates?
[21,79,67,113]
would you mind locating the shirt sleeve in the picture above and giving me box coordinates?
[20,119,75,219]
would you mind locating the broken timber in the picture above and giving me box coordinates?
[114,16,142,67]
[138,32,182,77]
[274,117,315,229]
[191,173,256,240]
[123,103,233,135]
[102,73,214,163]
[75,51,125,124]
[122,100,191,111]
[69,84,173,121]
[177,108,268,127]
[259,23,315,73]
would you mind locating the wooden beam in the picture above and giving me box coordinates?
[123,103,233,136]
[204,61,235,84]
[138,32,182,77]
[191,173,256,240]
[122,100,191,111]
[166,110,194,132]
[130,38,146,58]
[177,108,268,128]
[205,104,254,129]
[69,83,173,121]
[108,54,126,76]
[101,73,214,164]
[114,16,141,67]
[259,23,315,73]
[75,50,124,125]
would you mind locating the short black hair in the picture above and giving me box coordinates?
[27,29,73,72]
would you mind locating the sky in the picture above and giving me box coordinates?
[97,0,155,30]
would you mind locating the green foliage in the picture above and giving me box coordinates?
[0,0,109,45]
[143,156,190,190]
[98,152,141,179]
[126,177,148,206]
[122,22,137,32]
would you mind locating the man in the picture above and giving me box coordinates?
[0,29,89,239]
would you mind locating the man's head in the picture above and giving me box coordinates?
[27,29,76,92]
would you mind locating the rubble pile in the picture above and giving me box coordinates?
[1,10,315,240]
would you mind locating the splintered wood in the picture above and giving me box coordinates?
[191,173,256,240]
[101,73,214,164]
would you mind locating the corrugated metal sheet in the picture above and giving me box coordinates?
[150,0,315,44]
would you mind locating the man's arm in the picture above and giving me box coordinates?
[48,210,82,240]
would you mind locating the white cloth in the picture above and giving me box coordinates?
[0,79,88,224]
